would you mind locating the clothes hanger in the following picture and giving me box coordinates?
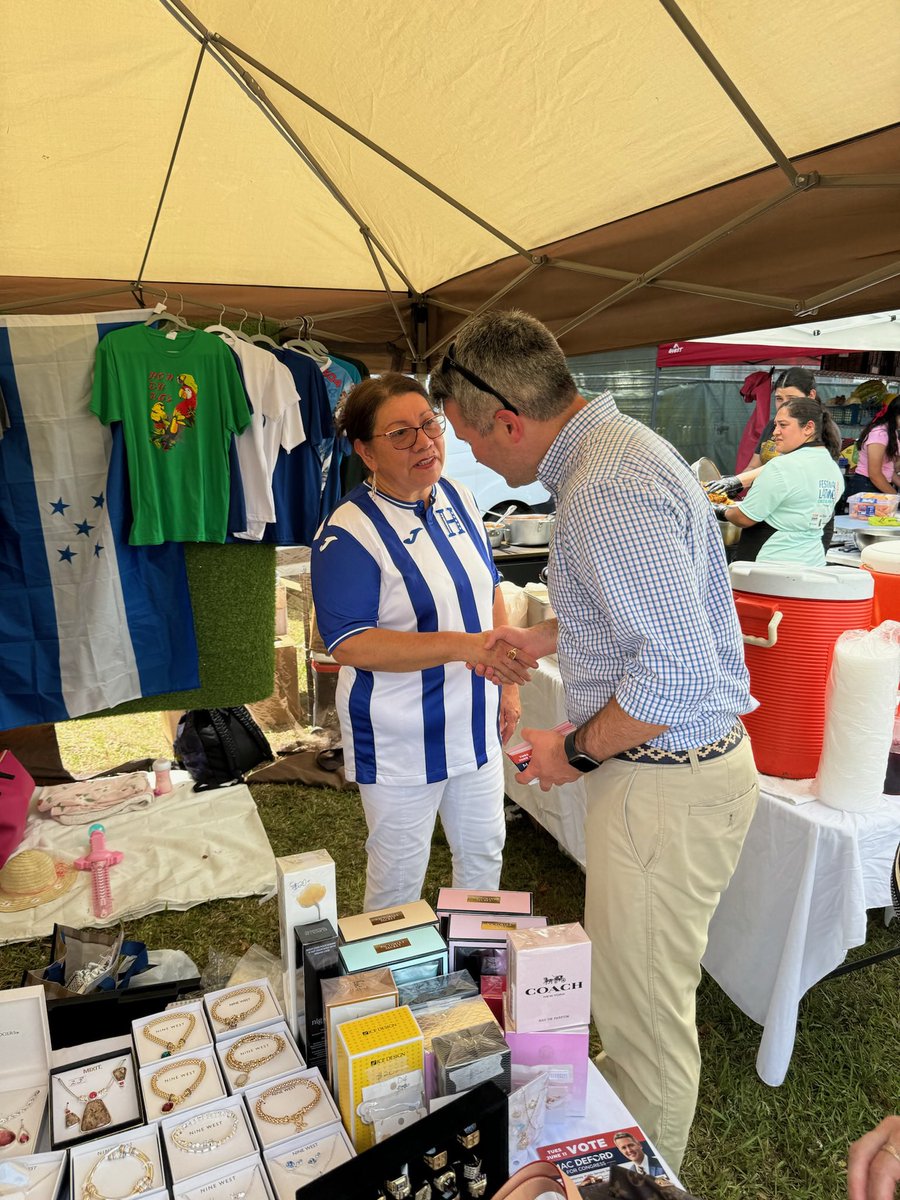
[230,309,253,343]
[144,292,193,333]
[249,311,280,349]
[204,304,236,339]
[282,316,330,365]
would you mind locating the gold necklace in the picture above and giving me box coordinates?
[141,1012,196,1058]
[209,985,265,1031]
[81,1143,154,1199]
[149,1058,206,1114]
[224,1032,286,1088]
[55,1059,128,1134]
[253,1077,322,1133]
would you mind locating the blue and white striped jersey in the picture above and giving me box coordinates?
[311,478,501,785]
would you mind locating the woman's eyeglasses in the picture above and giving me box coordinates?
[440,344,519,416]
[372,411,446,451]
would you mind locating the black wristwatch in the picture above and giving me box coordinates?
[564,727,603,773]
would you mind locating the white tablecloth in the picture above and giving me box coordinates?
[503,658,900,1087]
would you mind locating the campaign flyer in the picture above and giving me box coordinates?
[537,1125,671,1189]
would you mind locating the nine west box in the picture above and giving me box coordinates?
[335,1006,424,1152]
[507,923,591,1032]
[276,850,337,1039]
[339,924,448,988]
[447,913,548,981]
[320,969,398,1098]
[294,920,340,1074]
[338,900,438,945]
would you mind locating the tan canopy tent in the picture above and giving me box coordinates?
[3,0,898,369]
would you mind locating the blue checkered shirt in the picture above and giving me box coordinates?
[538,393,756,750]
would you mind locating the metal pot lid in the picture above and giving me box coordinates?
[691,457,720,483]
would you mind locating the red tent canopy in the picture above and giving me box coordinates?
[655,340,847,368]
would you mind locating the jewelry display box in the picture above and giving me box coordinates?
[216,1018,305,1095]
[69,1121,166,1200]
[203,978,282,1042]
[138,1043,226,1124]
[49,1046,141,1151]
[244,1067,340,1153]
[132,1000,214,1067]
[0,1150,66,1200]
[161,1094,259,1185]
[172,1154,275,1200]
[0,985,52,1159]
[262,1121,355,1200]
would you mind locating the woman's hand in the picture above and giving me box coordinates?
[499,685,521,744]
[471,633,537,685]
[848,1115,900,1200]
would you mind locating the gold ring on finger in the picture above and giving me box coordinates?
[507,647,518,660]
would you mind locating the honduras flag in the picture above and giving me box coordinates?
[0,312,200,730]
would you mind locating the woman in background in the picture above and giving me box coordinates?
[845,395,900,500]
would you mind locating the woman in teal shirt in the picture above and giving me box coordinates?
[717,397,844,565]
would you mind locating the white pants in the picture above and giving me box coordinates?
[358,753,506,910]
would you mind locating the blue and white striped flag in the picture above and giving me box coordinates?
[0,312,200,730]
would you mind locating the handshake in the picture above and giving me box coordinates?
[467,626,546,686]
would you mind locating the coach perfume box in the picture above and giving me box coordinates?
[161,1094,258,1184]
[507,923,591,1033]
[447,913,548,981]
[276,850,337,1038]
[339,923,449,988]
[320,969,398,1098]
[263,1120,355,1198]
[245,1067,340,1153]
[293,920,340,1074]
[0,986,51,1158]
[338,899,438,945]
[69,1122,166,1200]
[335,1007,424,1152]
[503,994,589,1118]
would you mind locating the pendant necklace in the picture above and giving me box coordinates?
[141,1012,196,1058]
[0,1089,41,1149]
[55,1059,128,1134]
[149,1058,207,1114]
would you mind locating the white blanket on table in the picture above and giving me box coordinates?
[0,779,276,945]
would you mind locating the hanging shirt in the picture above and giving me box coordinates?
[91,325,251,545]
[738,445,844,565]
[735,371,772,473]
[218,337,306,540]
[311,479,501,786]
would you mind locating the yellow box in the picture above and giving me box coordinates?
[335,1005,423,1152]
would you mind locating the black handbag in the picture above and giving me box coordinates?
[174,707,272,790]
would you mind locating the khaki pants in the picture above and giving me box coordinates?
[583,736,758,1175]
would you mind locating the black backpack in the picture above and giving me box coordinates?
[174,707,272,790]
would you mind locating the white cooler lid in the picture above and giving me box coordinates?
[860,540,900,575]
[729,561,874,600]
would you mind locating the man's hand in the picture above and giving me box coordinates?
[499,685,521,744]
[471,633,536,685]
[515,726,580,791]
[469,625,547,684]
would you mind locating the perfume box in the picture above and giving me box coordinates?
[413,994,498,1100]
[436,887,532,921]
[507,923,591,1032]
[245,1067,340,1153]
[338,923,448,987]
[204,978,282,1042]
[216,1019,305,1095]
[503,994,589,1118]
[276,850,337,1040]
[132,1000,213,1067]
[480,974,507,1025]
[432,1020,511,1098]
[161,1094,259,1184]
[397,969,479,1012]
[171,1153,275,1200]
[0,986,51,1157]
[138,1043,226,1125]
[263,1121,355,1199]
[320,969,398,1098]
[293,920,339,1073]
[447,913,548,981]
[338,899,438,945]
[49,1047,141,1151]
[335,1006,424,1152]
[69,1122,166,1200]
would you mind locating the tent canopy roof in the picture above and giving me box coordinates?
[3,1,899,368]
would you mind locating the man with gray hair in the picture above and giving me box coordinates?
[430,309,758,1175]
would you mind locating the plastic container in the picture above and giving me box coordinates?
[310,651,340,731]
[152,758,172,796]
[847,492,899,520]
[730,563,873,778]
[860,540,900,624]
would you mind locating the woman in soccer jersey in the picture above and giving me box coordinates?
[310,374,534,909]
[716,396,844,565]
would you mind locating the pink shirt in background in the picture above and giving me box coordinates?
[856,424,896,483]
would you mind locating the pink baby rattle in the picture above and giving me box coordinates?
[74,822,123,919]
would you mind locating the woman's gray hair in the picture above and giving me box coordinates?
[429,309,577,433]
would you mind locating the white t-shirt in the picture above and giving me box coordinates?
[739,445,844,565]
[221,337,306,540]
[311,478,501,785]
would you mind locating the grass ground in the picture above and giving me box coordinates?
[3,715,898,1198]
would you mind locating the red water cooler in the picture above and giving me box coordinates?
[730,563,874,778]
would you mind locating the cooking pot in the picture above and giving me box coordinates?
[855,526,900,552]
[690,456,742,547]
[484,521,507,548]
[506,514,556,546]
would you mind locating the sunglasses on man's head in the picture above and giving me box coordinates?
[440,344,519,416]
